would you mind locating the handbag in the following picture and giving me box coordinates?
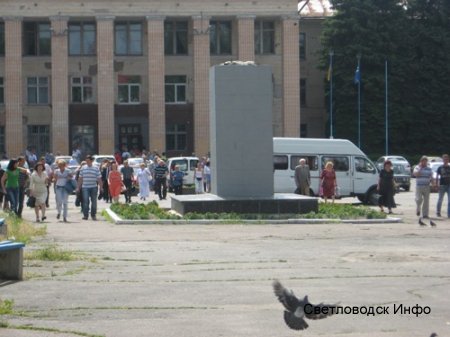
[27,196,36,208]
[64,179,77,194]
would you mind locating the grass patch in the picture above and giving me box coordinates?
[25,245,77,261]
[0,298,14,315]
[111,201,385,221]
[0,212,46,243]
[0,324,105,337]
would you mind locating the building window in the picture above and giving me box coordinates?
[118,75,140,104]
[71,76,93,103]
[69,22,96,56]
[164,21,188,55]
[27,125,50,156]
[0,126,4,156]
[166,124,187,151]
[115,22,142,56]
[299,32,306,60]
[24,22,51,56]
[254,20,275,54]
[119,124,142,152]
[27,77,49,104]
[165,75,186,104]
[0,78,4,104]
[210,20,232,55]
[0,23,4,56]
[300,123,308,138]
[300,78,306,107]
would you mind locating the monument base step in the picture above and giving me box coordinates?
[171,193,318,215]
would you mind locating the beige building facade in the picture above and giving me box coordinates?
[0,0,327,158]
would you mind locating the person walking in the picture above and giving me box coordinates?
[108,162,124,203]
[77,155,103,220]
[40,156,53,207]
[436,154,450,218]
[30,163,49,222]
[377,160,396,214]
[136,162,152,201]
[1,159,29,215]
[194,162,204,194]
[413,156,433,218]
[17,156,30,218]
[154,159,169,200]
[120,160,134,203]
[294,158,311,196]
[53,160,72,222]
[100,160,112,202]
[171,165,185,195]
[320,161,337,203]
[203,161,211,193]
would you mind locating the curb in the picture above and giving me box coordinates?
[105,208,402,225]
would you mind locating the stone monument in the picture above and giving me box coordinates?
[171,62,317,215]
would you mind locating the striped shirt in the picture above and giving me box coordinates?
[154,164,168,179]
[414,165,432,187]
[80,165,101,188]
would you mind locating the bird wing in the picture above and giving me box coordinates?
[273,280,300,312]
[283,310,309,330]
[302,296,339,320]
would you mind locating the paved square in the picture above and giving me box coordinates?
[1,187,449,337]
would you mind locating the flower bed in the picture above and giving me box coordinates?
[110,201,386,221]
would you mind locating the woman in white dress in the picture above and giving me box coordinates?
[136,163,152,201]
[30,163,49,222]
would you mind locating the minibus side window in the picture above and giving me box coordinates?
[274,155,288,170]
[190,160,199,171]
[355,157,376,174]
[290,155,318,171]
[172,159,188,171]
[321,156,349,172]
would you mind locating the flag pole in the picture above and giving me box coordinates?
[385,59,389,156]
[357,53,361,148]
[329,50,334,139]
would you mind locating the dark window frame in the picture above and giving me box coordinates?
[23,21,51,56]
[209,20,232,55]
[114,21,143,56]
[0,23,5,56]
[71,76,94,103]
[27,124,50,156]
[68,21,96,56]
[165,75,187,104]
[164,20,188,55]
[299,32,306,60]
[0,77,4,105]
[300,78,306,107]
[166,123,187,151]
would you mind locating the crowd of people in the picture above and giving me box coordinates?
[294,154,450,218]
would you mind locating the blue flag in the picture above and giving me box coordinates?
[354,65,361,85]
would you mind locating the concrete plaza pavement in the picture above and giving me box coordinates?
[1,185,449,337]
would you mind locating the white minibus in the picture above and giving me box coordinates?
[273,138,379,204]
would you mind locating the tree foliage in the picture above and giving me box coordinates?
[320,0,450,158]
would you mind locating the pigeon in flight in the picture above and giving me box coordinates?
[419,218,427,227]
[272,280,337,330]
[430,220,437,228]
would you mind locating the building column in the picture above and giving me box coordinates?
[281,15,300,137]
[237,15,255,62]
[147,16,165,154]
[96,16,115,154]
[4,17,23,157]
[50,16,70,155]
[192,15,211,157]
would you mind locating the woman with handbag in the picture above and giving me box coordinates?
[53,160,72,222]
[30,163,49,222]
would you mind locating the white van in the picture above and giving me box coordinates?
[166,156,200,189]
[273,138,379,204]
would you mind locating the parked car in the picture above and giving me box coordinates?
[92,155,116,168]
[376,155,411,191]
